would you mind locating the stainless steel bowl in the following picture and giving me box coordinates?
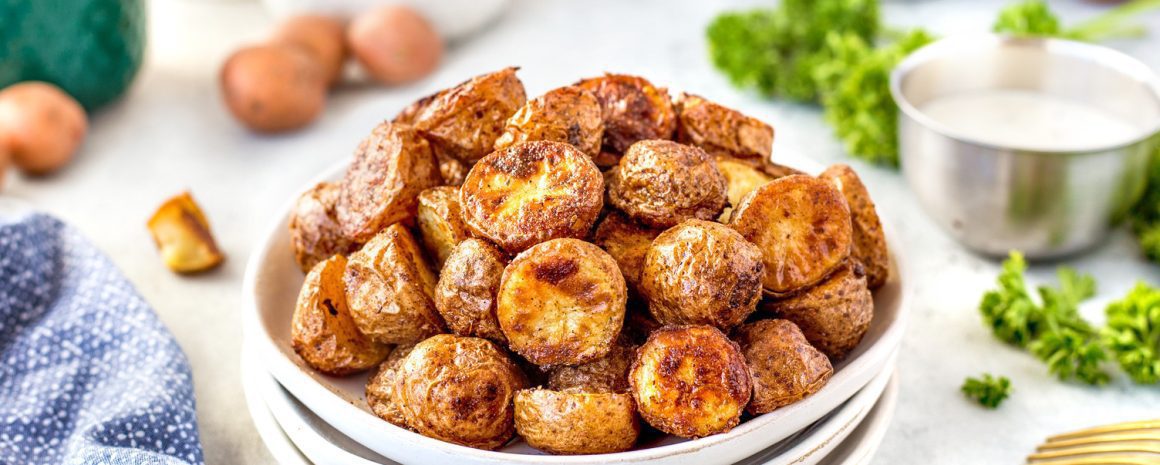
[891,34,1160,259]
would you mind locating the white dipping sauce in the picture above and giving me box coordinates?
[918,89,1142,151]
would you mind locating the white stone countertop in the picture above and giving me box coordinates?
[5,0,1159,463]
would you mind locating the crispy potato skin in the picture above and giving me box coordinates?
[414,67,527,163]
[607,140,727,229]
[336,122,442,243]
[675,93,773,162]
[547,335,637,393]
[514,388,640,454]
[292,256,391,375]
[497,239,627,367]
[433,238,508,344]
[729,175,853,295]
[592,212,662,293]
[365,343,415,427]
[629,325,751,438]
[290,182,357,272]
[821,164,889,290]
[460,141,604,253]
[762,263,873,360]
[416,186,472,267]
[395,335,528,450]
[344,224,446,344]
[640,220,763,330]
[575,74,676,153]
[734,319,832,414]
[494,86,604,158]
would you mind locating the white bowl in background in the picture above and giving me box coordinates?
[260,0,510,41]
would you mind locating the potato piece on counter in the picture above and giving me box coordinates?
[674,92,773,162]
[607,140,727,229]
[575,74,676,153]
[592,211,662,293]
[415,186,472,267]
[271,14,347,87]
[733,319,832,414]
[344,223,445,344]
[433,238,507,344]
[0,81,87,176]
[547,335,636,393]
[821,164,890,290]
[494,85,604,158]
[347,5,443,86]
[365,343,415,427]
[289,182,356,272]
[413,67,526,163]
[515,388,640,455]
[292,255,390,375]
[147,192,225,274]
[220,45,327,133]
[762,262,873,360]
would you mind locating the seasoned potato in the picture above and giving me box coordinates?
[395,335,528,450]
[733,319,832,414]
[640,220,763,330]
[763,161,806,179]
[436,151,469,186]
[460,141,604,253]
[547,335,637,393]
[821,164,889,289]
[716,156,771,221]
[729,175,852,295]
[629,325,751,438]
[515,388,639,454]
[592,211,662,292]
[392,89,442,125]
[147,192,226,274]
[494,85,604,158]
[291,255,390,375]
[344,223,445,344]
[365,343,415,427]
[607,140,727,229]
[413,67,527,163]
[762,263,873,360]
[674,93,774,162]
[433,238,507,343]
[416,186,472,267]
[592,150,622,170]
[575,74,676,153]
[497,239,627,366]
[336,122,442,243]
[289,182,356,272]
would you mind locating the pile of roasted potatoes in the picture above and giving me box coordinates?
[287,67,890,455]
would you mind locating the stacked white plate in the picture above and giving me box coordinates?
[241,153,911,465]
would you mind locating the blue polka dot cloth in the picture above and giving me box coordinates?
[0,212,204,465]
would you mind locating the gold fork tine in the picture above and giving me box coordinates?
[1048,420,1160,442]
[1039,433,1160,450]
[1027,457,1160,465]
[1029,443,1160,460]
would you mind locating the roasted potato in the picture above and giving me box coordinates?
[728,175,853,295]
[292,255,391,375]
[592,150,622,170]
[821,164,889,290]
[147,192,225,274]
[639,220,763,330]
[392,89,442,125]
[762,262,873,360]
[715,156,772,221]
[763,161,806,179]
[494,85,604,158]
[460,141,604,253]
[575,74,676,153]
[733,319,832,414]
[547,335,636,393]
[607,140,727,229]
[592,211,662,292]
[629,325,751,438]
[365,343,415,427]
[344,223,445,344]
[436,151,469,186]
[674,93,773,162]
[395,334,528,450]
[496,238,627,366]
[514,388,639,454]
[289,182,356,272]
[413,67,527,163]
[416,186,472,267]
[433,238,507,344]
[336,122,442,243]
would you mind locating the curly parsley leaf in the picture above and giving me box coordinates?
[961,373,1012,408]
[1131,148,1160,262]
[993,1,1063,36]
[1102,283,1160,384]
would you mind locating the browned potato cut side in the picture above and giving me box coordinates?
[344,224,445,344]
[416,186,472,268]
[821,164,889,289]
[433,238,507,344]
[292,255,391,375]
[365,343,415,427]
[674,93,773,162]
[514,388,640,455]
[290,182,357,272]
[575,74,676,153]
[592,211,662,293]
[733,319,832,414]
[494,85,604,158]
[413,67,527,163]
[547,335,637,393]
[607,139,727,229]
[435,150,469,186]
[762,263,873,360]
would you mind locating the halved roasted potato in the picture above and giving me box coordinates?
[460,141,604,253]
[733,319,832,414]
[433,238,507,344]
[416,186,472,268]
[762,262,873,360]
[365,343,415,427]
[514,388,640,455]
[289,182,356,272]
[344,223,445,344]
[497,238,627,366]
[547,335,637,393]
[436,150,469,186]
[674,93,773,162]
[820,164,889,290]
[413,67,527,163]
[291,255,390,375]
[592,211,662,292]
[575,74,676,153]
[494,85,604,158]
[607,139,727,229]
[715,156,772,221]
[728,175,852,295]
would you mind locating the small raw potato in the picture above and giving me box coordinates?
[514,388,640,455]
[289,182,356,272]
[344,223,445,344]
[729,175,853,295]
[762,263,874,360]
[493,85,604,158]
[347,5,443,85]
[592,211,662,292]
[640,220,764,330]
[629,325,751,438]
[336,122,441,243]
[271,14,347,86]
[413,67,527,163]
[0,82,87,175]
[821,164,890,289]
[547,335,637,393]
[460,141,604,253]
[734,319,833,414]
[147,192,225,274]
[674,93,773,161]
[496,239,627,366]
[395,335,528,450]
[365,343,414,427]
[292,256,390,375]
[575,74,676,153]
[433,238,507,344]
[607,139,727,229]
[415,186,472,267]
[220,44,326,133]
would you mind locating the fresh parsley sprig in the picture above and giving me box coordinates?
[961,374,1012,408]
[1103,283,1160,384]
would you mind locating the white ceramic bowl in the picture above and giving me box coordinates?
[260,0,510,41]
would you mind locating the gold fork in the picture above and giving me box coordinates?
[1027,419,1160,465]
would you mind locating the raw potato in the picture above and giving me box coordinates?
[821,164,890,290]
[365,343,415,427]
[592,211,662,293]
[289,182,355,272]
[729,175,853,295]
[271,14,347,86]
[433,238,507,344]
[395,335,528,450]
[640,219,763,330]
[415,186,472,267]
[674,93,773,161]
[460,141,604,253]
[494,85,604,158]
[762,262,873,360]
[514,388,639,455]
[414,67,527,163]
[0,82,87,175]
[575,74,676,153]
[147,192,225,273]
[220,44,326,133]
[629,325,751,438]
[497,239,627,366]
[607,140,727,228]
[734,319,832,414]
[347,5,442,85]
[547,335,636,393]
[344,223,445,344]
[292,256,390,375]
[336,122,441,243]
